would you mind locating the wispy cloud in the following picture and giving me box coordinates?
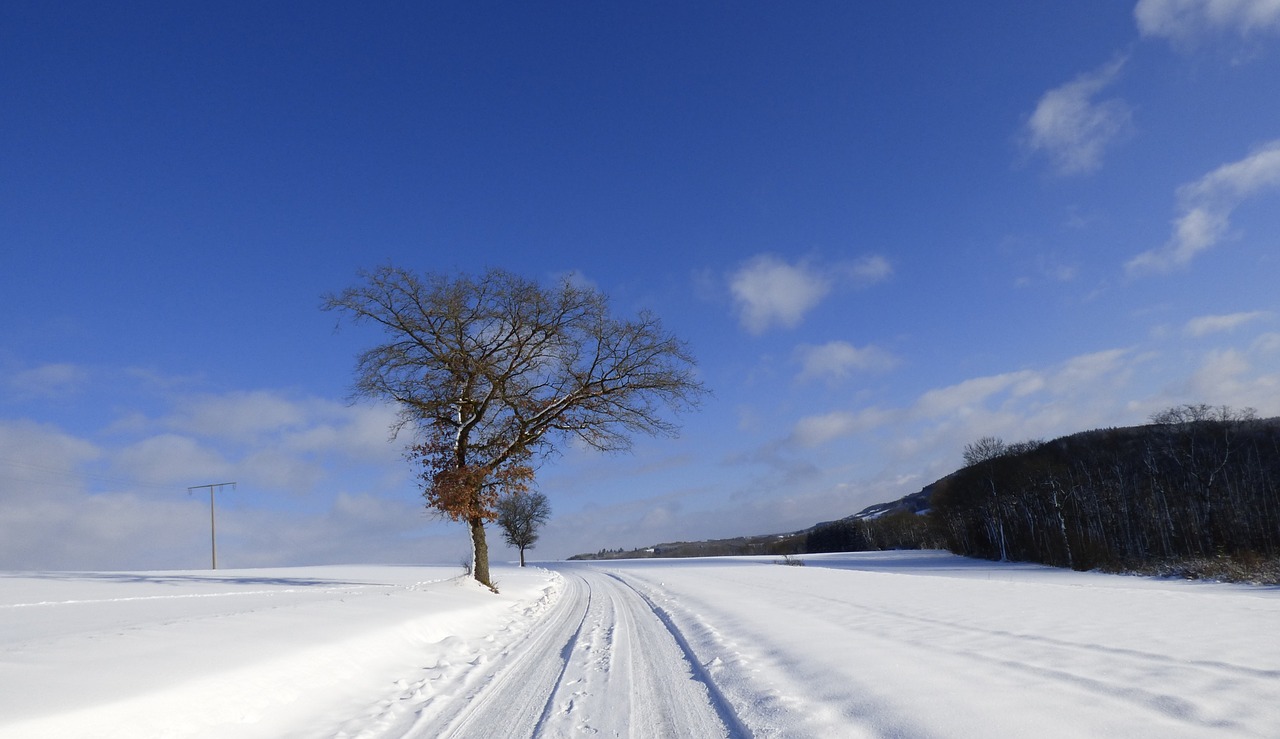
[913,371,1044,419]
[796,341,899,383]
[728,254,891,334]
[1255,332,1280,353]
[729,255,831,334]
[0,381,428,569]
[1127,140,1280,274]
[846,255,894,285]
[1136,0,1280,42]
[1045,349,1135,394]
[792,408,896,448]
[779,331,1280,509]
[0,419,101,483]
[5,363,90,401]
[0,416,446,570]
[789,348,1141,452]
[1184,347,1280,410]
[114,433,232,487]
[1022,57,1132,176]
[1184,311,1272,337]
[166,391,309,442]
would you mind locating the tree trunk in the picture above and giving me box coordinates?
[469,515,494,590]
[1052,486,1074,570]
[518,546,526,567]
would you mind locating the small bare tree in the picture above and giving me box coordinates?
[496,491,551,566]
[963,436,1008,466]
[324,266,705,590]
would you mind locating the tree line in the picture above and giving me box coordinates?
[931,405,1278,571]
[805,405,1280,578]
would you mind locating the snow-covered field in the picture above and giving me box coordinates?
[3,551,1278,738]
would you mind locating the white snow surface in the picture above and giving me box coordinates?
[2,551,1279,738]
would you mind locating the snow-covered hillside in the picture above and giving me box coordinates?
[3,552,1278,737]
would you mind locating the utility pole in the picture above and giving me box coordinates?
[188,482,236,569]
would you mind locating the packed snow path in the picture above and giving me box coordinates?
[3,553,1280,737]
[391,567,738,738]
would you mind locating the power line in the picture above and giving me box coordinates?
[0,456,180,493]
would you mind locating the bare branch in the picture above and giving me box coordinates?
[323,266,707,587]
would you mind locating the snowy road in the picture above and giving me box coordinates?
[3,553,1279,737]
[400,567,737,738]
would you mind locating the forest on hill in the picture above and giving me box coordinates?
[806,405,1280,582]
[579,405,1280,582]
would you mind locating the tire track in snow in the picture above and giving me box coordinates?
[677,571,1263,734]
[535,568,740,738]
[601,572,753,739]
[375,567,744,738]
[791,588,1268,730]
[426,575,595,739]
[529,578,597,735]
[334,573,582,738]
[824,592,1280,681]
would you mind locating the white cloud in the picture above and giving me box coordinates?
[6,363,90,401]
[1184,311,1272,337]
[224,493,455,569]
[729,255,832,334]
[1184,348,1279,410]
[684,329,1280,547]
[846,255,894,285]
[1023,57,1132,176]
[0,422,185,571]
[1044,262,1079,283]
[913,371,1043,419]
[1185,139,1280,197]
[167,390,310,442]
[113,395,405,495]
[154,390,402,469]
[796,341,899,382]
[1135,0,1280,42]
[789,348,1145,453]
[0,420,101,497]
[0,410,443,569]
[728,254,892,334]
[1253,332,1280,354]
[115,434,233,487]
[792,408,896,448]
[0,488,210,570]
[281,402,402,464]
[1045,348,1134,394]
[1128,140,1280,274]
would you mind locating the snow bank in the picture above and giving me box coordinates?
[0,564,561,738]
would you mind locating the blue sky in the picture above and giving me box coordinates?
[3,1,1279,569]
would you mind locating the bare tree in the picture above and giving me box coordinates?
[1148,404,1259,551]
[323,266,706,590]
[963,436,1008,466]
[962,436,1012,561]
[496,491,551,566]
[1150,403,1257,426]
